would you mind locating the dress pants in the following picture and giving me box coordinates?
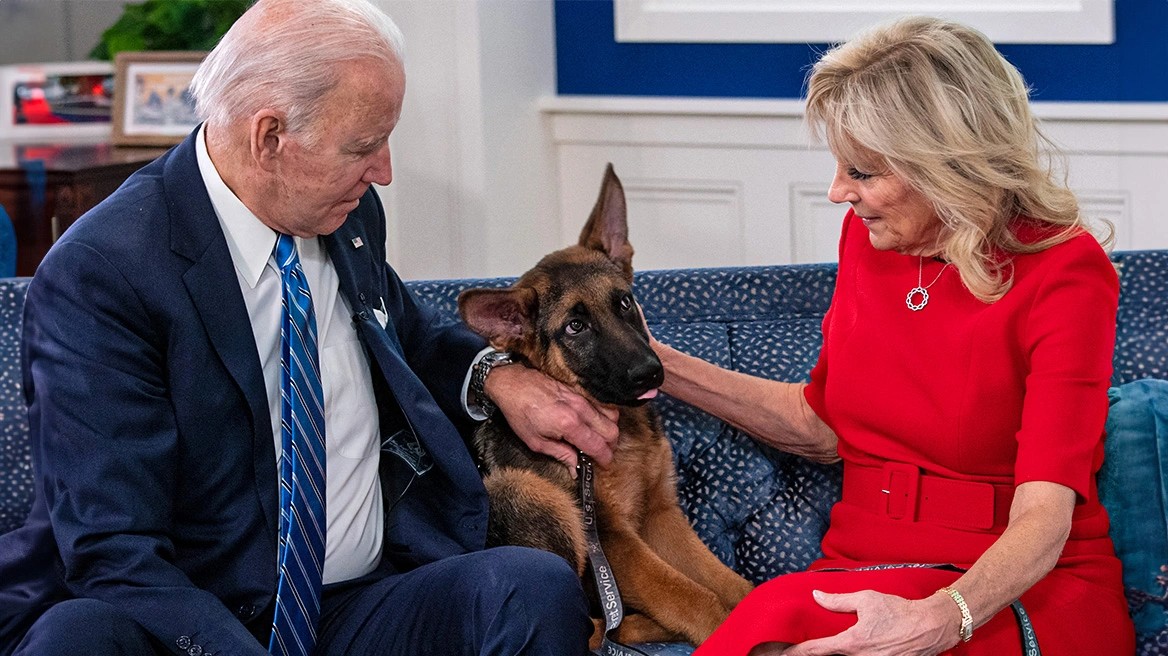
[12,546,591,656]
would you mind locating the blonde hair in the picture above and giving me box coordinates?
[805,16,1108,302]
[190,0,405,145]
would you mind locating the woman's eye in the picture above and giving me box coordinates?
[620,294,632,311]
[565,319,587,336]
[847,166,873,181]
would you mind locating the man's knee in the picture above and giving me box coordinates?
[481,546,585,606]
[476,546,592,653]
[13,599,161,655]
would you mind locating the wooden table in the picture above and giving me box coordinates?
[0,141,167,276]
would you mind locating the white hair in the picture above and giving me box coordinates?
[190,0,405,141]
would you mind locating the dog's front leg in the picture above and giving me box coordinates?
[640,493,755,609]
[600,523,729,645]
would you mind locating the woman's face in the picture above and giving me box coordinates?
[827,157,944,256]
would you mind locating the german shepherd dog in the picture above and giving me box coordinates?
[457,165,753,647]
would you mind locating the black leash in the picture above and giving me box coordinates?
[577,453,650,656]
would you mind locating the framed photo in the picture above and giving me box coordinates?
[113,51,206,147]
[0,61,115,142]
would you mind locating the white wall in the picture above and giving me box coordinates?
[0,0,121,65]
[372,0,560,281]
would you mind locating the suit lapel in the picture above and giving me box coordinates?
[164,131,280,535]
[324,208,478,485]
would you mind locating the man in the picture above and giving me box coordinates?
[0,0,619,654]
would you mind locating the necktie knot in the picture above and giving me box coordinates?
[274,233,299,274]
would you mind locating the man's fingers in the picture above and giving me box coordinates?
[567,426,613,466]
[540,438,579,475]
[596,404,620,423]
[554,395,618,464]
[584,403,620,445]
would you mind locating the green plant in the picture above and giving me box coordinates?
[90,0,252,60]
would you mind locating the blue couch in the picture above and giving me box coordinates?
[1,252,1166,654]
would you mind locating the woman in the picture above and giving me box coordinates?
[652,17,1135,656]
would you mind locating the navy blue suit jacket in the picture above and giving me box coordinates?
[0,130,489,654]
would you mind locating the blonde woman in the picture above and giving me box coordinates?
[654,16,1134,656]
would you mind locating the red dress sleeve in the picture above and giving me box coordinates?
[1013,233,1119,500]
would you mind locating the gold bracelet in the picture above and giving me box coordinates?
[940,586,973,642]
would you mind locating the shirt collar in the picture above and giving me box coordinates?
[195,124,278,289]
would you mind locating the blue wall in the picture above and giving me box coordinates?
[555,0,1168,102]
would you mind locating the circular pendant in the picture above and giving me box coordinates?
[906,286,929,311]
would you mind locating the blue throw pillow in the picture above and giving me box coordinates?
[1099,378,1168,634]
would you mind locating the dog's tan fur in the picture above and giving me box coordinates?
[458,165,753,647]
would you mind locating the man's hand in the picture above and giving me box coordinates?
[484,364,620,473]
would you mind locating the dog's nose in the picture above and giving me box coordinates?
[627,357,664,391]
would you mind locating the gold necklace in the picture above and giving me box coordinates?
[906,256,950,311]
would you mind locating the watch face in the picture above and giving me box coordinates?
[485,352,513,367]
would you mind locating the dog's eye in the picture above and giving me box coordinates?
[620,294,633,312]
[565,319,587,336]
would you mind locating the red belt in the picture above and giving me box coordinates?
[842,462,1015,531]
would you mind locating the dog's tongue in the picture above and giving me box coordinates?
[638,389,659,400]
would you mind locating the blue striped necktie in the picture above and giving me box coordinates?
[269,234,327,656]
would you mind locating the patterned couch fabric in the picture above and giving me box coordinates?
[0,278,30,535]
[0,251,1164,654]
[1114,251,1168,386]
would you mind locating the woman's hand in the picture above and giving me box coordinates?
[782,589,960,656]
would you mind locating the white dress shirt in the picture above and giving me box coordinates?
[195,127,382,583]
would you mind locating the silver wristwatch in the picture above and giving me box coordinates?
[469,350,514,418]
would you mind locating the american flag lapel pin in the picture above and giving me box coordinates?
[351,237,364,249]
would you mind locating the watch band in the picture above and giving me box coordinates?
[470,350,514,418]
[940,586,973,642]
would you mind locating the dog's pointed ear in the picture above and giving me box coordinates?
[578,163,634,278]
[457,287,538,350]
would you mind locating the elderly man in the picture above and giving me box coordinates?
[0,1,616,654]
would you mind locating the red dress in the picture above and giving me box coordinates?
[695,211,1135,655]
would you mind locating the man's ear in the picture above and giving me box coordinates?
[457,287,538,352]
[249,110,286,171]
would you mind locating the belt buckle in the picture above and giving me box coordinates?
[881,461,921,521]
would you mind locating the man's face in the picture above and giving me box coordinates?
[270,58,404,238]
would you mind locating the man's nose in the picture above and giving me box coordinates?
[365,141,392,186]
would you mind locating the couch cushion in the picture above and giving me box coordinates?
[0,279,30,535]
[1099,378,1168,642]
[1113,252,1168,386]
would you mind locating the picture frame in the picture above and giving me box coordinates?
[112,51,206,147]
[0,61,115,142]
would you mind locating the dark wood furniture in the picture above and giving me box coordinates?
[0,141,166,276]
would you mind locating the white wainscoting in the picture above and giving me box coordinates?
[541,96,1168,269]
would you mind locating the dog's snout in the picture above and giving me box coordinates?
[628,357,664,390]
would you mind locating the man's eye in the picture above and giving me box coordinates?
[565,319,587,336]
